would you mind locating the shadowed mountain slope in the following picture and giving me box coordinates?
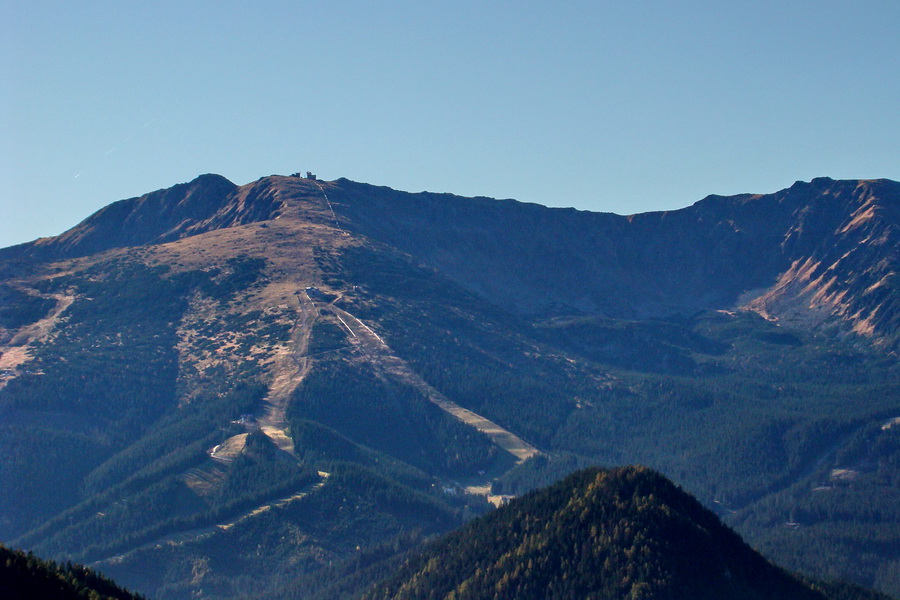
[327,177,900,348]
[0,174,239,260]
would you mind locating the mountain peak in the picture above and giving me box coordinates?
[1,174,241,260]
[192,172,234,185]
[366,466,833,600]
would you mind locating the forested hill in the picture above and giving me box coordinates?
[364,466,889,600]
[0,544,143,600]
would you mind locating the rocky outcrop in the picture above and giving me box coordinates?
[744,179,899,349]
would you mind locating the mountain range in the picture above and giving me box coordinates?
[1,173,898,599]
[6,175,898,346]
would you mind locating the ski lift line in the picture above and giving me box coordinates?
[355,317,386,345]
[334,312,357,338]
[315,182,344,233]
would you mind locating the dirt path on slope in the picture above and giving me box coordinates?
[0,289,75,390]
[95,471,330,566]
[146,291,326,563]
[331,305,539,462]
[257,291,317,455]
[209,292,317,461]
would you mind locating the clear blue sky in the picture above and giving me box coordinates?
[2,1,898,247]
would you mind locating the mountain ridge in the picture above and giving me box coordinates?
[3,172,898,347]
[325,175,900,347]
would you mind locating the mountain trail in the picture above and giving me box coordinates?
[257,290,317,454]
[208,290,317,461]
[314,181,345,234]
[96,471,330,567]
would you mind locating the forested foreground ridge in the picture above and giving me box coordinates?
[365,466,891,600]
[1,173,898,599]
[0,543,144,599]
